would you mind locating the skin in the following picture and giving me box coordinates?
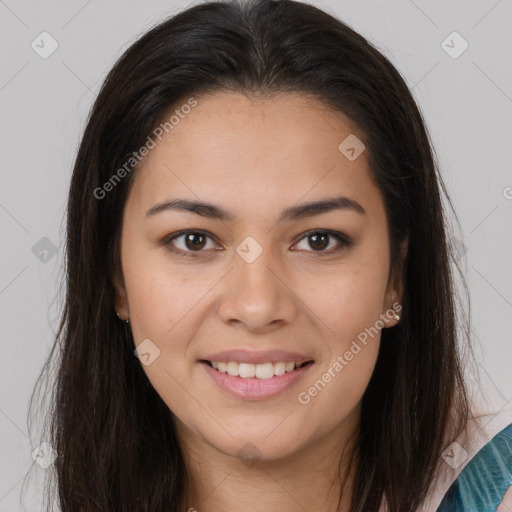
[115,91,407,511]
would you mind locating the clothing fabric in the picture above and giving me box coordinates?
[436,423,512,511]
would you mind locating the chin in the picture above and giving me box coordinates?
[199,422,310,463]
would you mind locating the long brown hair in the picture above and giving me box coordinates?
[26,1,473,510]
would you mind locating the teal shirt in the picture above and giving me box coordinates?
[436,423,512,511]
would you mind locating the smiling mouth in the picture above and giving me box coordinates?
[200,360,314,379]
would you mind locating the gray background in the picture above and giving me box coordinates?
[1,0,511,509]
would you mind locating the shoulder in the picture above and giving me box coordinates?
[436,423,512,511]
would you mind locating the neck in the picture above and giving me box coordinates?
[177,422,359,512]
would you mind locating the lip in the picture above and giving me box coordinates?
[200,359,314,400]
[200,349,312,365]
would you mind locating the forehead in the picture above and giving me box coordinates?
[126,91,384,223]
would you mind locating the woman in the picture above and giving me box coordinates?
[27,0,512,510]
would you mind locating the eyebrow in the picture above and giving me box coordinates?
[145,196,366,222]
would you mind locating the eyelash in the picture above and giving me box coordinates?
[161,229,353,258]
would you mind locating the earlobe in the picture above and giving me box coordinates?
[112,273,129,321]
[382,298,402,328]
[115,310,130,324]
[384,236,408,326]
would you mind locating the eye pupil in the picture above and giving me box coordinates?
[186,233,206,250]
[167,230,346,257]
[309,233,329,251]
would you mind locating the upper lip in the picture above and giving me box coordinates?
[200,349,313,365]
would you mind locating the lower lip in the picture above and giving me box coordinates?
[200,361,314,400]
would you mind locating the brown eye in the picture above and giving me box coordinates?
[162,229,352,258]
[307,232,329,251]
[183,232,207,250]
[163,230,219,257]
[293,230,352,254]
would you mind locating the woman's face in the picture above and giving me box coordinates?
[115,91,404,463]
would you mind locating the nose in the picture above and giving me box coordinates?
[215,244,298,333]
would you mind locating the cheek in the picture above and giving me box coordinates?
[293,256,387,412]
[123,267,207,419]
[303,258,390,341]
[123,245,213,340]
[297,319,381,429]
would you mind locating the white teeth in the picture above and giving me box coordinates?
[255,362,275,379]
[274,362,286,376]
[238,363,256,378]
[209,360,307,379]
[227,361,239,376]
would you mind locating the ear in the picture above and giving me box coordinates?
[113,271,129,321]
[383,235,408,327]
